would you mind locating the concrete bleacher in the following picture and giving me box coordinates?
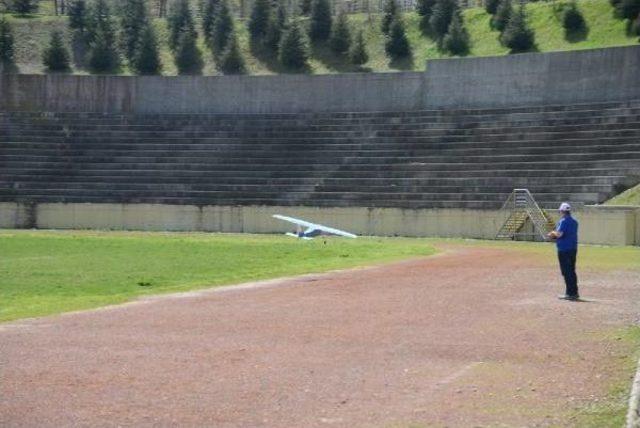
[1,100,640,210]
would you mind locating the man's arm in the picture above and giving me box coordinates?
[548,219,565,239]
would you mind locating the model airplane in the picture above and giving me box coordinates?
[273,214,357,239]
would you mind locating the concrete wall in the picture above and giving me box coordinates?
[1,46,638,114]
[1,202,637,246]
[424,45,640,108]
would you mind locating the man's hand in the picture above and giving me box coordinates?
[548,231,560,240]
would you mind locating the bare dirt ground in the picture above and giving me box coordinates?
[1,244,639,427]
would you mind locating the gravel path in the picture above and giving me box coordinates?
[1,244,638,427]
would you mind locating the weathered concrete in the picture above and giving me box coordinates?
[425,45,640,108]
[1,46,638,114]
[1,203,637,246]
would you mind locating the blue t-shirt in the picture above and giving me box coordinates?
[556,215,578,251]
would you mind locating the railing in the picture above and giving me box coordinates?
[496,189,555,241]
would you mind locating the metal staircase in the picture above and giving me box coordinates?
[496,189,556,241]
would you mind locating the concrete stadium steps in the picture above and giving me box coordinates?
[2,100,640,209]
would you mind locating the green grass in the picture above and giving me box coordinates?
[571,326,640,427]
[431,238,640,271]
[2,0,637,75]
[0,229,436,322]
[605,184,640,206]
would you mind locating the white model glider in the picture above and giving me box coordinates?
[273,214,357,239]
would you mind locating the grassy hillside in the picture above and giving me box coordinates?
[1,0,638,75]
[605,184,640,206]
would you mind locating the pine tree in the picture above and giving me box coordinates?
[429,0,456,42]
[86,0,120,72]
[616,0,640,20]
[0,17,15,68]
[167,0,196,50]
[349,29,368,66]
[120,0,149,63]
[442,10,469,55]
[309,0,332,42]
[416,0,436,34]
[219,33,246,74]
[381,0,398,34]
[68,0,88,32]
[43,29,71,72]
[385,17,411,60]
[88,27,120,72]
[265,2,287,51]
[484,0,500,15]
[492,0,512,32]
[500,5,535,53]
[211,0,233,57]
[299,0,311,15]
[87,0,114,42]
[249,0,271,43]
[562,2,586,34]
[132,22,161,74]
[174,28,203,74]
[11,0,38,15]
[201,0,219,41]
[278,19,309,71]
[329,11,350,54]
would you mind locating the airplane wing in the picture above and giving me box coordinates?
[273,215,357,238]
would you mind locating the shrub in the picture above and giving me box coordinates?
[381,0,398,34]
[309,0,332,42]
[485,0,500,15]
[132,23,161,75]
[88,27,120,72]
[43,29,71,72]
[211,0,233,57]
[167,0,196,50]
[500,6,535,53]
[174,28,203,74]
[442,10,469,55]
[562,2,586,34]
[120,0,149,63]
[329,11,351,54]
[68,0,88,33]
[278,19,309,71]
[416,0,437,34]
[201,0,219,42]
[349,29,368,65]
[11,0,38,15]
[219,33,246,74]
[249,0,271,43]
[0,17,15,68]
[492,0,512,32]
[265,2,287,51]
[429,0,457,42]
[385,17,411,59]
[615,0,640,20]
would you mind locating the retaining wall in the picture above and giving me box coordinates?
[1,46,638,114]
[1,203,637,246]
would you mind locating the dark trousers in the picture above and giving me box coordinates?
[558,249,579,297]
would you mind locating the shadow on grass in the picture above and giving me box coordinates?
[250,42,289,74]
[310,41,368,73]
[388,54,415,71]
[565,26,589,43]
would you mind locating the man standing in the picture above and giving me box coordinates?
[548,202,579,300]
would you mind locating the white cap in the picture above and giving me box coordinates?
[558,202,572,212]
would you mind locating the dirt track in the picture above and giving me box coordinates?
[1,244,639,427]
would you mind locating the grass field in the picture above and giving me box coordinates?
[2,230,639,322]
[0,230,436,322]
[2,0,637,74]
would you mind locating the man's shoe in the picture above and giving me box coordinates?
[558,294,580,301]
